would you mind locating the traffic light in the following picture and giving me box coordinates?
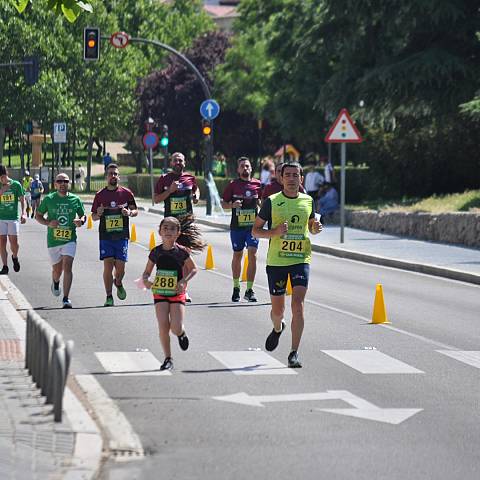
[84,27,100,61]
[23,56,39,86]
[160,125,169,147]
[202,120,212,137]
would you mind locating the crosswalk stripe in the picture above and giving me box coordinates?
[436,350,480,369]
[95,352,171,376]
[321,350,424,374]
[209,351,297,375]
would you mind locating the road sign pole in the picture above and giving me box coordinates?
[149,147,154,206]
[340,143,346,243]
[58,143,61,175]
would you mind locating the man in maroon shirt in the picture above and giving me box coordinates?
[92,164,138,307]
[154,152,200,219]
[222,157,262,302]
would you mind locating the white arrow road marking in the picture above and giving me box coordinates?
[212,390,422,425]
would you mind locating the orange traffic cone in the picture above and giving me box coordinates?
[371,283,390,324]
[286,275,292,296]
[87,214,93,229]
[149,231,156,250]
[130,223,137,242]
[205,245,215,270]
[241,255,248,282]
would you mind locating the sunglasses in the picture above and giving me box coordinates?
[56,179,69,184]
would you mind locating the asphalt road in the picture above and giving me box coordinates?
[11,212,480,480]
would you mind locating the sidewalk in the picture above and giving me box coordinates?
[0,277,102,480]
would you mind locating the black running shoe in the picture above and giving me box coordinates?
[288,351,302,368]
[244,289,257,302]
[12,256,20,272]
[62,297,73,309]
[160,357,173,371]
[265,321,286,351]
[178,331,189,351]
[0,265,8,275]
[231,287,240,302]
[185,293,192,303]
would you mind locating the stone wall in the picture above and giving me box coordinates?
[345,210,480,248]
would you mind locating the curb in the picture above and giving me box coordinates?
[0,277,104,480]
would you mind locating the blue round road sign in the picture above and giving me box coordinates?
[143,132,159,149]
[200,99,220,120]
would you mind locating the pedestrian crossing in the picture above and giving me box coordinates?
[93,348,480,376]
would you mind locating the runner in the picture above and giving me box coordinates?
[30,173,44,218]
[35,173,86,308]
[252,162,322,368]
[91,163,138,307]
[261,162,306,202]
[222,157,262,302]
[154,151,200,303]
[154,152,199,219]
[22,170,33,217]
[0,165,27,274]
[140,216,205,371]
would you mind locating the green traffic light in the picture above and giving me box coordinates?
[160,137,169,147]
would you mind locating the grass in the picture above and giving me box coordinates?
[348,190,480,213]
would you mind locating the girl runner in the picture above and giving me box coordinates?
[141,215,204,371]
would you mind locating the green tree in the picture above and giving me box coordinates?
[12,0,93,23]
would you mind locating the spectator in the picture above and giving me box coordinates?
[103,152,112,171]
[304,165,324,200]
[317,182,339,219]
[320,156,336,184]
[75,164,86,191]
[260,158,275,187]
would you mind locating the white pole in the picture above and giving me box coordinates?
[340,143,346,243]
[149,147,154,206]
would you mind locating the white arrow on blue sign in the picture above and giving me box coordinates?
[200,99,220,120]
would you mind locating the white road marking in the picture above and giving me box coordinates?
[213,390,422,424]
[436,350,480,369]
[95,351,171,376]
[321,350,424,374]
[76,374,144,456]
[209,351,297,375]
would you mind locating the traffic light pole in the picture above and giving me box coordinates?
[101,34,215,214]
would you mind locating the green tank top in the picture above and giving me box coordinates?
[266,191,313,266]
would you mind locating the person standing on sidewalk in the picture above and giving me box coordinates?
[222,157,262,302]
[0,165,27,275]
[35,173,86,308]
[252,162,322,368]
[92,163,138,307]
[154,152,200,219]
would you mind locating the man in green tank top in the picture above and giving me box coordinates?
[252,162,322,368]
[0,165,27,275]
[35,173,86,309]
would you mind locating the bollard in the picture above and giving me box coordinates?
[40,326,53,396]
[37,323,49,390]
[32,316,41,383]
[25,311,32,370]
[53,346,66,422]
[64,340,74,389]
[47,334,64,405]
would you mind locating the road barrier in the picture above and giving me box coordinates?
[25,310,74,422]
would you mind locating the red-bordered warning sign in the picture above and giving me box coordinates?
[110,32,130,49]
[325,108,363,143]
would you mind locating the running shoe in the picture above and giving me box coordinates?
[288,351,302,368]
[51,281,61,297]
[0,265,9,275]
[231,287,240,302]
[115,282,127,300]
[160,357,173,371]
[12,256,20,272]
[178,331,189,351]
[265,321,286,351]
[104,295,114,307]
[185,292,192,303]
[62,298,72,309]
[244,289,257,302]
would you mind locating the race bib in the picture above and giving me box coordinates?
[279,234,306,259]
[170,197,187,215]
[237,209,256,227]
[152,269,178,296]
[0,193,14,204]
[105,214,124,232]
[53,227,72,242]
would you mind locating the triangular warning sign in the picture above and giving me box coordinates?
[325,108,363,143]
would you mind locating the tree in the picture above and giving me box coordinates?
[12,0,93,23]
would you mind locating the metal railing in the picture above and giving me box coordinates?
[25,310,74,422]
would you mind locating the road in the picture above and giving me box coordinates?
[12,211,480,479]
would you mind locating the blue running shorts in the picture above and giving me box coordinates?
[99,239,129,262]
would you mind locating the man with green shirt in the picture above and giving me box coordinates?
[252,162,322,368]
[35,173,86,309]
[0,165,27,275]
